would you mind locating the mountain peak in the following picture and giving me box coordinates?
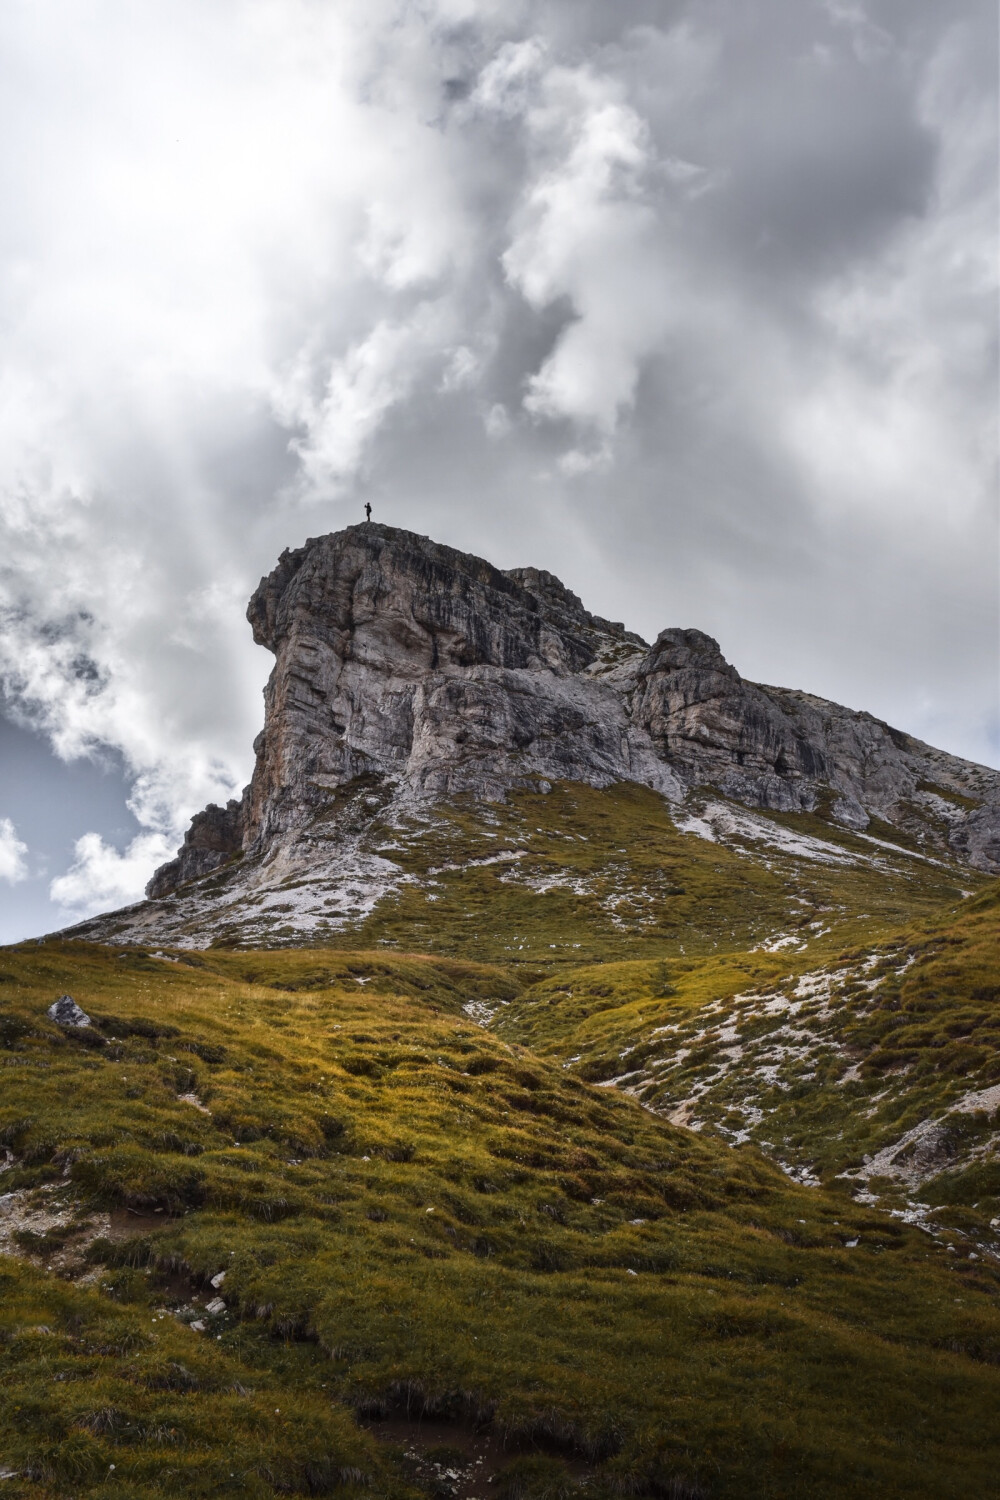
[59,524,1000,945]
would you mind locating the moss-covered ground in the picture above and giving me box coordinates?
[1,937,999,1499]
[74,780,978,959]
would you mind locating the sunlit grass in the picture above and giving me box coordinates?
[343,782,974,971]
[497,884,1000,1238]
[1,938,998,1497]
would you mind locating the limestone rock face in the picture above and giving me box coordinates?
[142,522,1000,902]
[238,524,674,861]
[145,799,245,899]
[48,996,92,1029]
[627,630,983,836]
[630,628,828,811]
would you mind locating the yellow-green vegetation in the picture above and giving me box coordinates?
[77,779,983,957]
[339,781,977,968]
[498,885,1000,1247]
[0,1257,374,1498]
[1,939,999,1498]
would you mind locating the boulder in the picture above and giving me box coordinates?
[48,996,92,1029]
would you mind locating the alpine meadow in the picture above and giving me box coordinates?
[2,526,999,1500]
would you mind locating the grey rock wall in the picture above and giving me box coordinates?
[145,798,245,899]
[145,523,1000,898]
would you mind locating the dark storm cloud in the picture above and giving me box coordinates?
[0,0,995,932]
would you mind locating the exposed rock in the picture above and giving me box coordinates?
[231,524,1000,869]
[48,996,92,1029]
[629,628,829,812]
[237,525,672,863]
[146,799,244,899]
[61,522,1000,938]
[627,631,995,848]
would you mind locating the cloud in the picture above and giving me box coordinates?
[49,830,174,917]
[823,1,893,65]
[0,818,29,884]
[0,0,508,851]
[482,47,673,437]
[0,0,995,934]
[777,14,997,529]
[276,307,463,497]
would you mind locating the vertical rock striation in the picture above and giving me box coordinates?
[145,799,245,899]
[142,522,1000,901]
[238,524,676,858]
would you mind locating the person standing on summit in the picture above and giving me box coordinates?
[364,502,372,523]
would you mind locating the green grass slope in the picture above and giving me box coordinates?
[0,941,999,1498]
[333,781,979,966]
[73,780,980,958]
[498,886,1000,1251]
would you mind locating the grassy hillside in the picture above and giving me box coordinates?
[1,939,999,1498]
[498,885,1000,1251]
[68,780,980,959]
[302,782,984,967]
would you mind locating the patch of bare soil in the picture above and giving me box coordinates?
[0,1183,183,1284]
[364,1416,592,1499]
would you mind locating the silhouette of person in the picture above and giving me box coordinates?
[364,502,372,523]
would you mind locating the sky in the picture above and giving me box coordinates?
[0,0,996,944]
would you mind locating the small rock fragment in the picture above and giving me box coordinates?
[205,1297,226,1315]
[178,1093,211,1114]
[48,996,92,1029]
[210,1270,227,1288]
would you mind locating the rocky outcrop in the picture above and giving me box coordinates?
[143,523,1000,900]
[145,798,245,899]
[630,629,829,811]
[47,996,92,1029]
[237,525,672,863]
[628,631,1000,854]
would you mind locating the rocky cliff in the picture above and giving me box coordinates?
[53,523,999,951]
[145,798,244,900]
[148,522,1000,898]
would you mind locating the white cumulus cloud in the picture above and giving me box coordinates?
[491,55,671,438]
[0,818,29,884]
[49,830,175,918]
